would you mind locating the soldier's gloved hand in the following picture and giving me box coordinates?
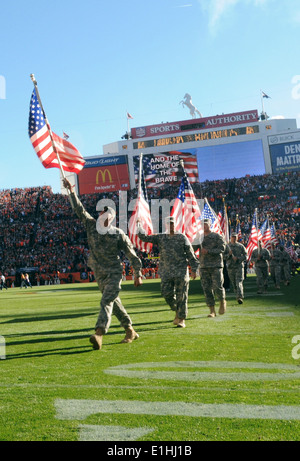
[63,178,73,191]
[136,221,146,235]
[134,276,143,287]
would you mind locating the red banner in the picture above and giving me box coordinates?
[78,163,130,194]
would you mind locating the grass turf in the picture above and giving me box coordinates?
[0,274,300,441]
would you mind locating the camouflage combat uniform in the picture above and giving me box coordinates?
[137,230,199,319]
[279,247,292,285]
[251,247,271,293]
[68,190,142,334]
[224,241,247,301]
[193,232,226,310]
[269,246,282,288]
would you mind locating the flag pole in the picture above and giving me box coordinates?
[30,74,67,183]
[137,153,143,221]
[138,152,143,189]
[260,89,265,115]
[255,207,260,256]
[222,196,228,242]
[127,112,130,139]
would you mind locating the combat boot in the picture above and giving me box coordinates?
[219,300,227,315]
[177,318,186,328]
[121,326,139,343]
[173,312,179,325]
[237,298,243,304]
[89,328,104,350]
[207,306,216,318]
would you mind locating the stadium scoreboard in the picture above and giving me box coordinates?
[67,109,300,194]
[133,125,259,150]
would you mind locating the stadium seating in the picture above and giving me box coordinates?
[0,172,299,286]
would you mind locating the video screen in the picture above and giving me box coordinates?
[181,140,265,182]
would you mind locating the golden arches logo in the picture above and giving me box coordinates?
[96,169,113,184]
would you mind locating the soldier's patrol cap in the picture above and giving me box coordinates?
[96,204,116,218]
[203,218,211,225]
[165,216,175,222]
[231,232,238,237]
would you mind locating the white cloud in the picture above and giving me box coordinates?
[200,0,274,32]
[200,0,238,29]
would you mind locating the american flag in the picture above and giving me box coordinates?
[28,89,85,174]
[133,152,198,189]
[285,245,297,262]
[262,91,271,98]
[201,200,223,235]
[128,157,153,252]
[171,168,201,243]
[246,210,261,260]
[217,201,229,243]
[236,218,242,241]
[260,219,271,247]
[265,223,279,249]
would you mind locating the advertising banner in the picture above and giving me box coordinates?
[133,151,198,188]
[269,142,300,174]
[131,110,258,139]
[77,155,130,194]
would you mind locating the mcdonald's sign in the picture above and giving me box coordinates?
[77,160,130,194]
[96,169,113,184]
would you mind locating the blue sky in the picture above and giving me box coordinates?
[0,0,299,193]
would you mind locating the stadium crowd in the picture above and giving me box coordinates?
[0,172,299,286]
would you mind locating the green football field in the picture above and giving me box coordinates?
[0,274,300,442]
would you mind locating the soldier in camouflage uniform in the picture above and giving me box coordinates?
[269,243,282,289]
[224,232,247,304]
[251,241,271,294]
[137,216,199,328]
[193,219,226,317]
[63,178,143,351]
[279,246,292,286]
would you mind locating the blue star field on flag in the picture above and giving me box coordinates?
[201,202,217,226]
[259,219,268,235]
[176,173,192,203]
[28,89,47,138]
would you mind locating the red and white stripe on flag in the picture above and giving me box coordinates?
[171,176,201,243]
[30,126,85,174]
[51,132,85,173]
[128,195,153,252]
[217,209,229,243]
[246,225,258,260]
[262,227,271,247]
